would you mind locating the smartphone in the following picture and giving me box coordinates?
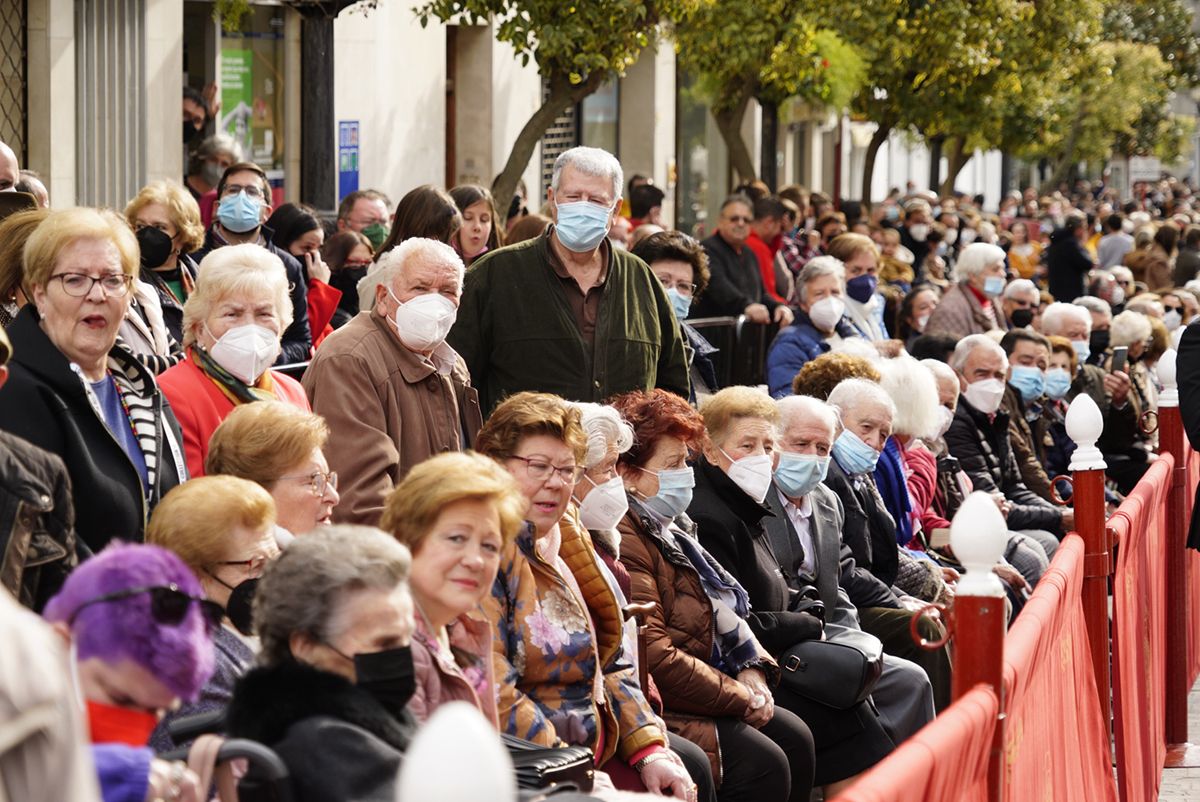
[1110,346,1128,374]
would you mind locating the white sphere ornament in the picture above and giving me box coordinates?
[950,491,1008,597]
[1158,349,1178,408]
[395,702,516,802]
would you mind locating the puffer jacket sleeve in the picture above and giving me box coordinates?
[944,407,1001,494]
[766,327,821,398]
[999,445,1063,533]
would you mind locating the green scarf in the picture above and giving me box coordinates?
[191,346,276,405]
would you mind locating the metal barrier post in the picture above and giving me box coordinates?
[1156,350,1194,759]
[1065,393,1112,728]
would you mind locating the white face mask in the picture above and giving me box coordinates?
[807,295,845,332]
[915,313,931,332]
[720,448,774,504]
[936,405,955,438]
[909,223,929,242]
[208,323,280,384]
[389,289,458,351]
[577,475,629,531]
[944,229,959,245]
[962,378,1006,415]
[1164,309,1182,331]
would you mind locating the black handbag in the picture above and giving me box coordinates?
[777,629,884,710]
[501,733,596,792]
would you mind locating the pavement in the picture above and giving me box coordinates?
[1158,687,1200,800]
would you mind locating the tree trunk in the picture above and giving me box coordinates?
[759,97,779,191]
[861,122,891,206]
[490,74,604,227]
[928,136,944,192]
[713,95,757,188]
[1048,104,1087,190]
[938,137,971,197]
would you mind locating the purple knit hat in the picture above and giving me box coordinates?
[43,542,215,702]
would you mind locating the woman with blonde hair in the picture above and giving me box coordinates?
[0,207,49,326]
[157,243,309,476]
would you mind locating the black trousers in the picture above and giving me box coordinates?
[860,606,953,712]
[714,707,814,802]
[669,731,717,802]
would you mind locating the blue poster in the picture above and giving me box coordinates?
[338,121,360,200]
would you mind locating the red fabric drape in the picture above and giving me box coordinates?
[1111,456,1172,802]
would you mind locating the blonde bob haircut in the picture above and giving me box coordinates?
[147,475,276,571]
[124,180,205,254]
[475,391,588,466]
[700,385,779,447]
[380,451,528,551]
[23,207,139,289]
[826,232,879,265]
[183,243,294,347]
[205,401,329,488]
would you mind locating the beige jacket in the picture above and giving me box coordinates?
[303,311,483,526]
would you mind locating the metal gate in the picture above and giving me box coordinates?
[540,78,578,197]
[0,0,26,162]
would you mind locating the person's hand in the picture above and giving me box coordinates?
[736,667,774,727]
[898,594,935,615]
[305,250,331,284]
[639,754,697,800]
[202,83,221,121]
[993,563,1031,594]
[941,566,961,586]
[1104,370,1131,407]
[989,492,1012,519]
[773,304,795,326]
[146,760,202,802]
[744,303,770,324]
[1060,508,1075,531]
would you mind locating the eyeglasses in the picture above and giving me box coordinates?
[508,455,585,484]
[50,272,133,298]
[1164,305,1184,314]
[724,215,752,224]
[212,554,273,576]
[343,259,374,269]
[657,277,697,296]
[278,469,338,497]
[222,183,265,199]
[68,584,223,634]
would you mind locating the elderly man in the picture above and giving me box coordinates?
[924,242,1007,338]
[1001,278,1039,330]
[448,146,689,411]
[336,189,392,250]
[693,194,795,325]
[304,238,483,525]
[768,394,943,724]
[1073,296,1113,364]
[945,335,1067,561]
[0,140,18,192]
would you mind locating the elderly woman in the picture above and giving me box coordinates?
[450,184,505,266]
[157,243,310,477]
[225,526,418,802]
[124,180,206,346]
[766,256,864,398]
[0,208,187,553]
[0,207,49,326]
[379,451,524,725]
[632,230,721,400]
[609,388,816,802]
[1041,337,1078,491]
[145,475,279,751]
[1102,309,1156,492]
[205,401,339,541]
[44,543,217,802]
[924,242,1008,339]
[827,233,887,341]
[475,391,694,798]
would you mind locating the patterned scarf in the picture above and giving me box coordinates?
[191,346,276,405]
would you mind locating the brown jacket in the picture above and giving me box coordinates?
[1124,245,1173,291]
[1001,385,1055,504]
[925,281,1000,340]
[303,311,483,526]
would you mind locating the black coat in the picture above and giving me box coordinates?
[821,457,901,589]
[693,234,782,319]
[686,457,822,654]
[1046,228,1093,303]
[0,306,186,553]
[139,253,199,345]
[227,661,416,802]
[1178,322,1200,549]
[944,397,1062,534]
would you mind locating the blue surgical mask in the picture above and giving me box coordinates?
[832,429,880,475]
[774,452,831,498]
[1009,365,1046,403]
[667,287,691,321]
[217,190,263,234]
[554,201,613,253]
[846,274,878,304]
[1071,339,1091,366]
[1045,367,1072,401]
[641,466,695,520]
[983,275,1005,297]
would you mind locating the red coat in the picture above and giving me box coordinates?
[306,278,342,350]
[158,354,311,477]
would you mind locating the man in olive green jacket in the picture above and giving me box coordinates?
[448,147,689,412]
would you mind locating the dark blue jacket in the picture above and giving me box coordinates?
[766,311,863,398]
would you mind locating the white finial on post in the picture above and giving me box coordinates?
[1066,393,1107,471]
[1158,348,1178,408]
[950,491,1008,597]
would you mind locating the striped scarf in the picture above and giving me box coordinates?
[190,346,276,405]
[88,346,163,501]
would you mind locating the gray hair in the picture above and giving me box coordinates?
[920,358,959,400]
[358,237,465,312]
[1003,278,1039,301]
[826,378,896,421]
[1124,297,1163,318]
[796,256,846,303]
[1109,310,1152,347]
[188,133,244,173]
[1111,266,1134,284]
[949,333,1008,373]
[955,242,1007,279]
[550,147,623,204]
[878,357,942,440]
[572,402,634,469]
[776,395,840,440]
[184,244,294,347]
[254,525,411,666]
[1042,301,1092,336]
[1073,295,1113,322]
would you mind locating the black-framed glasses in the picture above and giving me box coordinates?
[277,469,338,497]
[50,272,133,298]
[211,554,272,576]
[508,455,585,484]
[68,584,223,633]
[656,277,697,296]
[222,183,265,199]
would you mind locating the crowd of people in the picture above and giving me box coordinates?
[0,124,1190,802]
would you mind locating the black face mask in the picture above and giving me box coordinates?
[223,577,259,636]
[1010,308,1034,329]
[353,645,416,716]
[137,226,174,270]
[184,121,200,145]
[1089,329,1111,357]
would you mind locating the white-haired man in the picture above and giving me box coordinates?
[448,146,689,412]
[1001,278,1039,330]
[769,394,943,726]
[304,238,483,524]
[924,242,1008,339]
